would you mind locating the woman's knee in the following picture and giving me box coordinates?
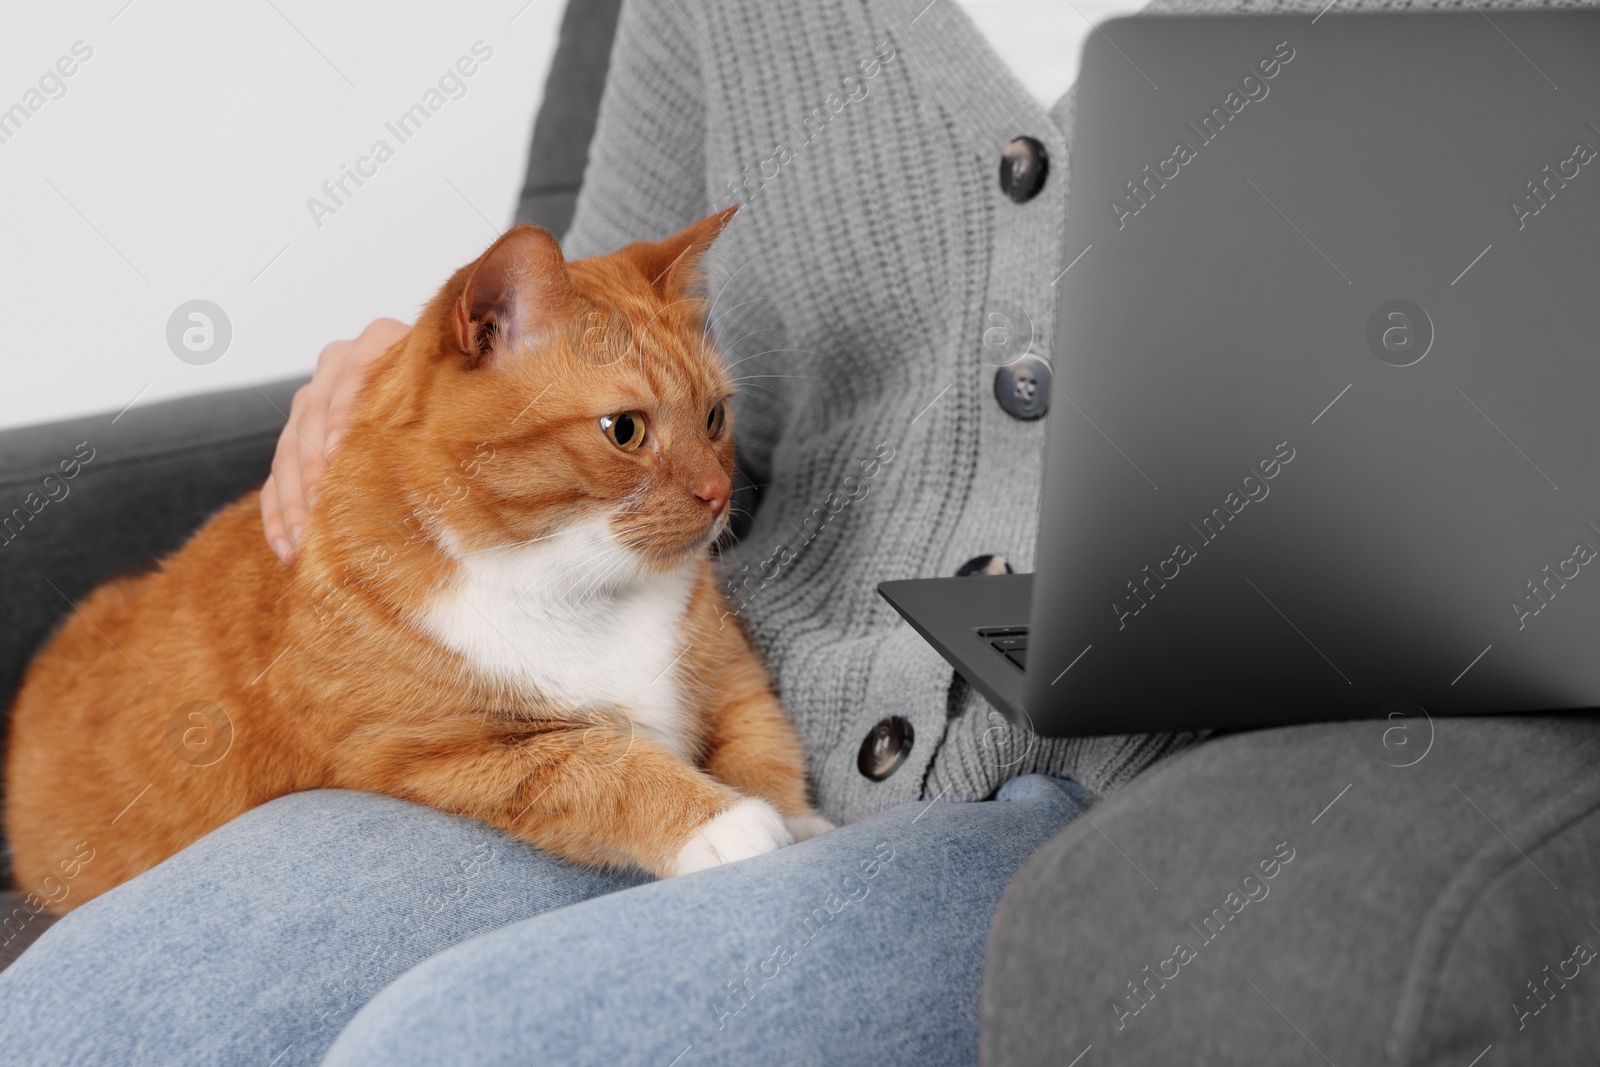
[0,790,642,1067]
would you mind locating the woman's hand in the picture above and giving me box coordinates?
[261,317,411,563]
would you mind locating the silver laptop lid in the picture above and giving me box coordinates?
[1027,11,1600,733]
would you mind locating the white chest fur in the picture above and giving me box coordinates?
[419,519,700,759]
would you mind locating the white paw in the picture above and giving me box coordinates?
[672,798,793,876]
[787,813,837,842]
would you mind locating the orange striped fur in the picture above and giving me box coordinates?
[5,208,827,913]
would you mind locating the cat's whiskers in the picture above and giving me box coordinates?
[704,292,770,343]
[595,519,657,567]
[541,517,695,615]
[462,531,565,556]
[540,545,626,606]
[732,463,770,492]
[569,552,637,614]
[718,325,776,360]
[724,346,831,371]
[634,294,718,378]
[727,381,782,398]
[699,297,773,366]
[560,535,637,601]
[435,522,615,619]
[699,249,769,341]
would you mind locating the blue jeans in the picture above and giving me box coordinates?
[0,774,1088,1066]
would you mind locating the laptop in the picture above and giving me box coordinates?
[879,10,1600,737]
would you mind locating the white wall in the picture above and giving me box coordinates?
[0,0,566,431]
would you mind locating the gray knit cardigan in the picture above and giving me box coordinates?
[559,0,1578,823]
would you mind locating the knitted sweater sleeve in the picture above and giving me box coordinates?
[559,0,709,262]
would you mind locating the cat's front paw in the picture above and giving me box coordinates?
[672,797,793,876]
[786,813,836,841]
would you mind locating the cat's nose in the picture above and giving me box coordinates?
[694,473,731,515]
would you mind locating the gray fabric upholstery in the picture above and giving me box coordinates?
[0,890,54,972]
[514,0,623,234]
[982,716,1600,1064]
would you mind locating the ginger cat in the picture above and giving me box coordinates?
[5,207,830,914]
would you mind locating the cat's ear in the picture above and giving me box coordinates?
[454,225,573,366]
[630,205,739,300]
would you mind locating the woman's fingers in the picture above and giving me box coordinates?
[260,473,291,563]
[270,384,314,561]
[261,320,410,564]
[326,320,408,442]
[290,376,333,546]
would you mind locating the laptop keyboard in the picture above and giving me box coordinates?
[977,626,1029,670]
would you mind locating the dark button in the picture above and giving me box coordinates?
[957,554,1013,577]
[999,137,1049,203]
[858,716,914,781]
[994,354,1051,420]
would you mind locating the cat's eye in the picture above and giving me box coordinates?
[599,411,647,452]
[706,400,727,439]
